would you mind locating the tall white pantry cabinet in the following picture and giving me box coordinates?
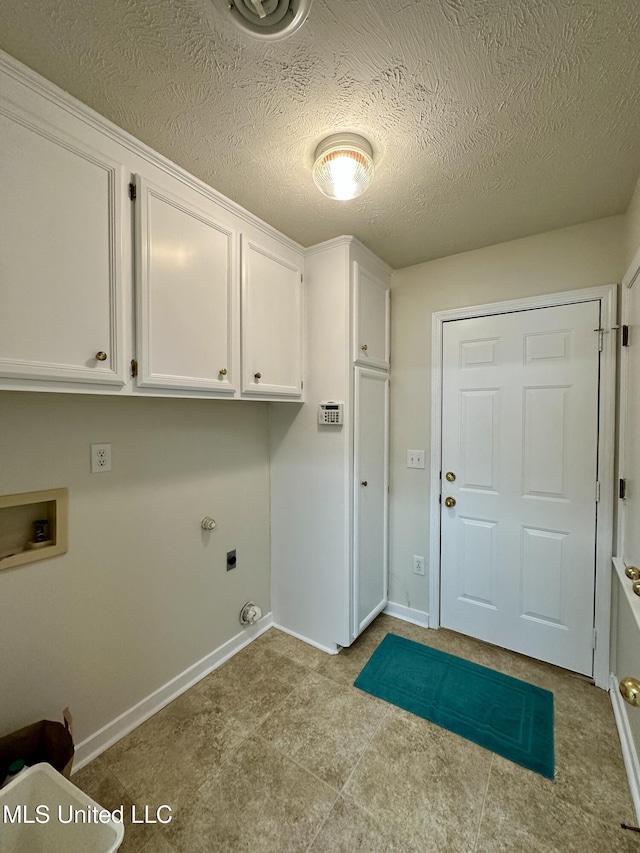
[270,237,391,652]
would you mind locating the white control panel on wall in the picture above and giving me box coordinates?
[91,443,112,473]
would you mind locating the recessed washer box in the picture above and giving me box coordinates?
[0,488,68,571]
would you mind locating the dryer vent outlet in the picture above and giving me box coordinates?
[239,601,262,626]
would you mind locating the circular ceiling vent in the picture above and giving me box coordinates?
[226,0,312,41]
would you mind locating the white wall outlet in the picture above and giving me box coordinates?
[413,555,425,575]
[407,449,425,469]
[91,443,112,473]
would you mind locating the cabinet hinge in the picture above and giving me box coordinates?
[131,359,138,378]
[301,380,303,390]
[622,324,630,347]
[620,478,627,500]
[592,628,597,650]
[595,481,600,502]
[300,273,303,283]
[128,182,137,201]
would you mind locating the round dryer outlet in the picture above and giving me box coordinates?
[239,601,262,625]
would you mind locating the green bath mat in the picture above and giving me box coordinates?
[354,633,554,779]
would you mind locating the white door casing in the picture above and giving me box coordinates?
[440,302,600,675]
[353,366,389,638]
[430,286,617,688]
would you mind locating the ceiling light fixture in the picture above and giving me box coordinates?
[312,133,374,201]
[226,0,313,41]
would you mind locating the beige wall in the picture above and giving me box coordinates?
[625,174,640,269]
[388,215,626,614]
[0,392,271,743]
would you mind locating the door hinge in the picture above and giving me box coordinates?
[128,182,137,201]
[595,328,604,351]
[622,324,630,347]
[593,628,597,650]
[620,478,627,500]
[131,359,138,378]
[595,481,600,502]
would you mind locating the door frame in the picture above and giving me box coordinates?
[428,284,617,688]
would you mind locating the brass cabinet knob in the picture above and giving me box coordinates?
[445,471,456,482]
[619,677,640,707]
[361,481,368,487]
[254,372,262,380]
[95,351,107,361]
[444,496,456,508]
[361,344,368,351]
[625,566,640,581]
[219,368,228,376]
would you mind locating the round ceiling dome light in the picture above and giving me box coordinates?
[226,0,312,41]
[312,133,375,201]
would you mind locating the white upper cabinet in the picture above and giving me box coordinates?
[0,105,125,385]
[352,261,390,370]
[241,236,303,397]
[134,175,237,393]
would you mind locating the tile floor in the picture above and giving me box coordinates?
[73,614,640,852]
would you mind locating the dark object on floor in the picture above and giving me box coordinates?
[0,709,74,783]
[354,633,554,779]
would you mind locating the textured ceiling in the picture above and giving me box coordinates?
[1,0,639,268]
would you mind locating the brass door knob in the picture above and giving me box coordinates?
[445,471,456,482]
[361,344,368,351]
[361,481,368,487]
[95,351,107,361]
[625,566,640,581]
[219,368,228,376]
[619,677,640,707]
[254,372,262,380]
[444,496,456,508]
[633,581,640,597]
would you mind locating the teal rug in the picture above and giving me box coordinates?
[354,633,554,779]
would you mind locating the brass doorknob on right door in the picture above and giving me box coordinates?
[445,471,456,482]
[444,496,456,508]
[619,677,640,707]
[625,566,640,581]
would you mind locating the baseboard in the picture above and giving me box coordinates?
[610,673,640,822]
[72,613,274,772]
[271,622,339,655]
[384,602,430,628]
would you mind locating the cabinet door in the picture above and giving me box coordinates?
[135,175,237,393]
[352,262,390,369]
[0,108,125,384]
[241,236,303,397]
[353,367,389,638]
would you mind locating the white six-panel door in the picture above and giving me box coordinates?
[440,301,601,675]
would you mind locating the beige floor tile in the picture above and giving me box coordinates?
[139,833,177,852]
[487,672,635,825]
[258,628,327,670]
[102,689,249,810]
[476,759,640,852]
[307,794,423,853]
[257,671,388,789]
[315,623,391,687]
[344,707,491,852]
[72,756,157,853]
[195,640,310,727]
[164,735,337,853]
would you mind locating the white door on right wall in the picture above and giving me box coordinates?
[440,301,601,675]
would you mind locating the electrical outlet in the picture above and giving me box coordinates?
[91,443,112,473]
[413,555,425,575]
[407,449,425,469]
